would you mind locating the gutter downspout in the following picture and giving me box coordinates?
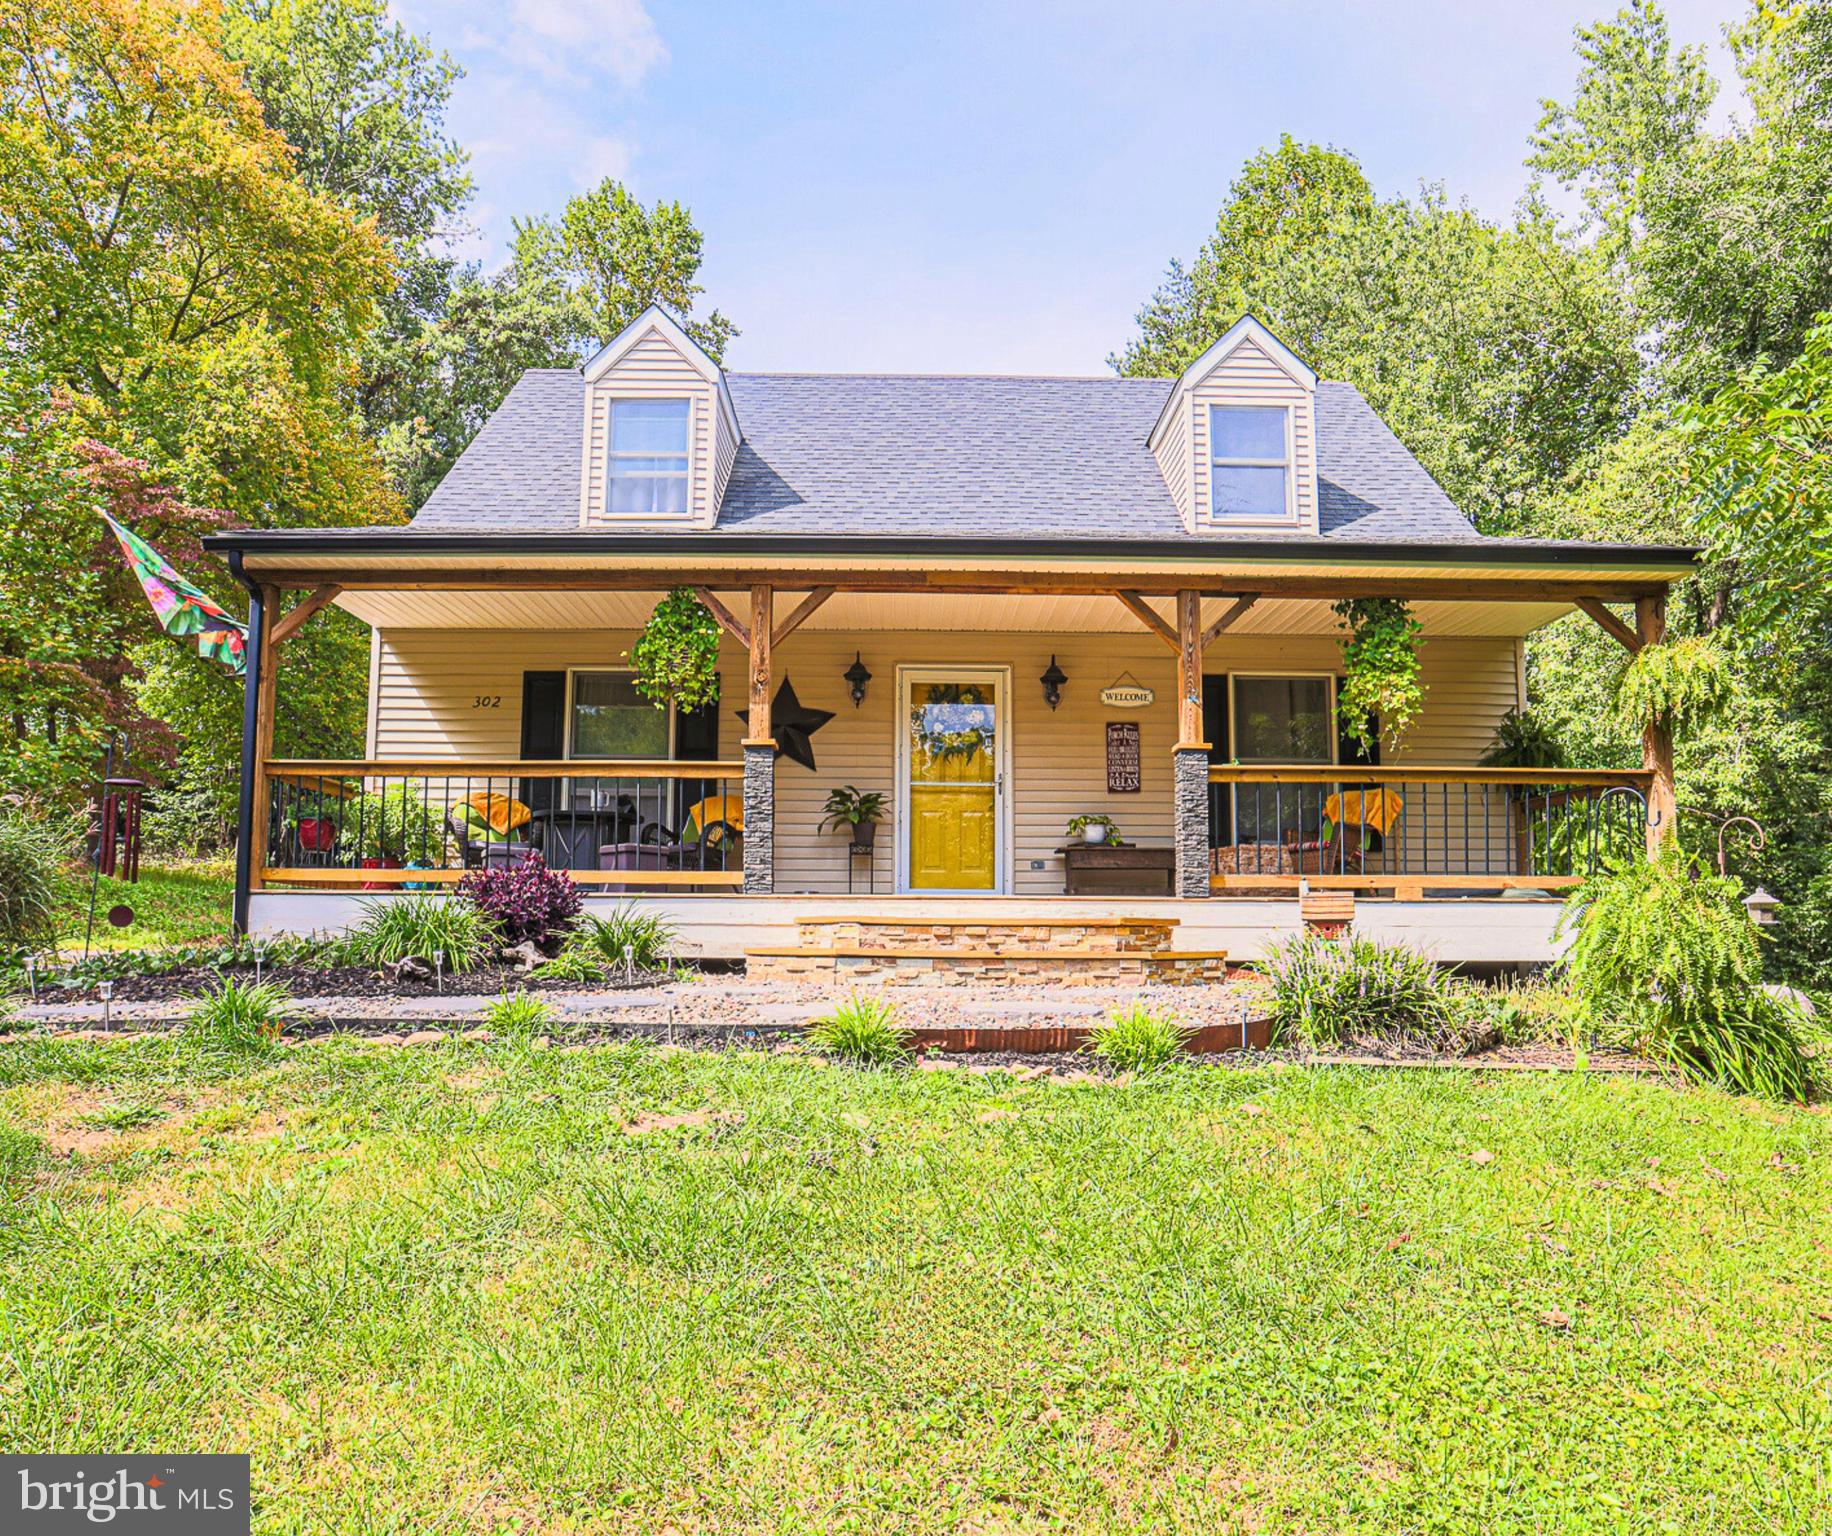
[227,552,265,937]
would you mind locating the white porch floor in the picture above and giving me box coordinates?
[248,890,1570,965]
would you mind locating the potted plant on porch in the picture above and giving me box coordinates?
[819,786,886,850]
[1067,813,1121,847]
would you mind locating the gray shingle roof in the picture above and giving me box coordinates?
[409,368,1481,543]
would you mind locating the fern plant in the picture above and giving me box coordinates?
[1333,597,1424,752]
[630,587,721,711]
[1557,846,1820,1100]
[1616,637,1733,734]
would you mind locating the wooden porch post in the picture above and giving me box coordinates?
[1636,593,1677,854]
[1173,590,1210,898]
[742,583,776,893]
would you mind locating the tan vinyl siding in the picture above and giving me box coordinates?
[1188,335,1317,533]
[1151,400,1194,530]
[580,327,716,529]
[712,393,738,507]
[371,626,1521,894]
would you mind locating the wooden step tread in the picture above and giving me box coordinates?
[745,945,1228,962]
[792,915,1180,930]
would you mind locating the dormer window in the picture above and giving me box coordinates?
[1208,405,1292,520]
[607,398,690,515]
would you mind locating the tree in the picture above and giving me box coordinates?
[220,0,473,447]
[1530,0,1832,391]
[385,180,735,510]
[1114,137,1642,532]
[512,178,737,363]
[0,0,396,816]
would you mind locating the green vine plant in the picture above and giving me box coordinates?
[1615,636,1733,734]
[629,587,721,712]
[1332,597,1424,753]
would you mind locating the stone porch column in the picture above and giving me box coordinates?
[742,740,775,893]
[1174,590,1211,898]
[743,582,775,894]
[1173,746,1211,898]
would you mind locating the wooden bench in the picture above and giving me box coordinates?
[1057,843,1175,896]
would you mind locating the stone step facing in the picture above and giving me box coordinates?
[744,944,1230,987]
[788,914,1180,956]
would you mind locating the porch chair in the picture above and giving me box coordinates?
[445,791,541,871]
[1282,821,1365,876]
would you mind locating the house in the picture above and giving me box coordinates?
[208,308,1697,972]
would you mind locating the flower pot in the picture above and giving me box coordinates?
[849,820,879,852]
[359,854,401,891]
[1082,824,1109,846]
[295,816,336,852]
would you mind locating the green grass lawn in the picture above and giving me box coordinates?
[51,859,235,952]
[1,1041,1827,1533]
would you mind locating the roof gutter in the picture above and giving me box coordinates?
[203,529,1703,573]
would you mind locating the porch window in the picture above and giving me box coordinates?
[607,398,690,515]
[1230,674,1334,846]
[1208,405,1290,520]
[568,670,671,759]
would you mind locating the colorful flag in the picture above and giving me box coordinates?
[101,513,247,674]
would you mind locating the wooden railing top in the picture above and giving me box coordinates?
[1206,764,1654,787]
[266,758,744,780]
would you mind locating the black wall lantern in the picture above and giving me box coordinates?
[843,651,872,707]
[1039,655,1067,710]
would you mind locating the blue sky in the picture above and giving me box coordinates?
[394,0,1746,375]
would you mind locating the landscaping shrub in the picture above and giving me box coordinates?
[530,945,607,983]
[1558,847,1822,1100]
[1262,933,1457,1046]
[455,856,581,949]
[806,993,911,1065]
[481,990,555,1037]
[181,977,292,1051]
[566,903,676,975]
[1086,1003,1191,1071]
[343,894,497,972]
[0,807,72,954]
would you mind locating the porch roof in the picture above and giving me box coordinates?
[207,528,1700,639]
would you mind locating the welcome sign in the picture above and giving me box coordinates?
[1098,679,1154,708]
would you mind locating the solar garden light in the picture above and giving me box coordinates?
[98,978,114,1032]
[24,953,38,1004]
[253,940,265,985]
[433,950,445,993]
[623,943,636,984]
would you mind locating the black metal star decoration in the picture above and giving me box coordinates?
[738,676,836,772]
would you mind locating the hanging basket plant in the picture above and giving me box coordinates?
[630,587,721,712]
[1333,597,1424,753]
[1616,636,1732,734]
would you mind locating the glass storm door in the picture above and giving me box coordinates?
[902,670,1004,892]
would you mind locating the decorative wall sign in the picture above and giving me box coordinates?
[1099,671,1155,709]
[1106,721,1142,793]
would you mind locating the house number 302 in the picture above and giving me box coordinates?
[472,694,501,709]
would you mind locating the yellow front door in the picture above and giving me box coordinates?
[906,676,998,890]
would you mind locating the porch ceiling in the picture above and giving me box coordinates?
[333,586,1573,638]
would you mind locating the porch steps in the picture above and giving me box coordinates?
[743,915,1228,986]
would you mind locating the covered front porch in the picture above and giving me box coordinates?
[222,534,1692,961]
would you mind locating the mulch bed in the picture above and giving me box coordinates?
[74,962,666,1004]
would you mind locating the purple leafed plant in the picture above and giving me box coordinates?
[455,855,582,948]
